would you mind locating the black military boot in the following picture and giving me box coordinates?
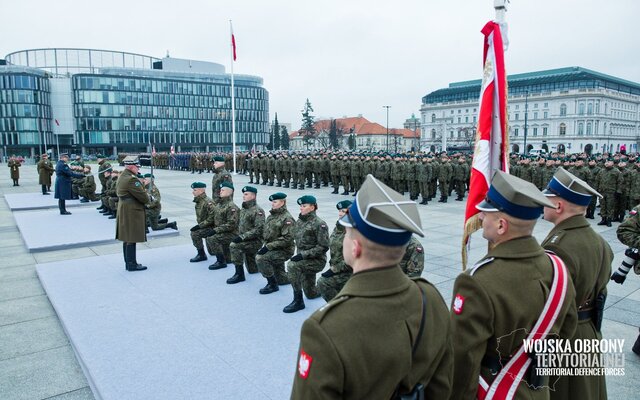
[332,187,339,194]
[276,182,281,187]
[268,182,274,186]
[597,218,607,226]
[420,198,428,205]
[108,211,117,219]
[442,196,448,203]
[190,248,207,262]
[259,276,279,294]
[283,290,305,313]
[456,196,464,201]
[283,183,289,188]
[126,244,147,272]
[166,221,178,230]
[299,184,305,190]
[226,264,246,284]
[438,196,445,203]
[209,254,228,270]
[606,218,612,227]
[96,205,105,211]
[249,178,253,184]
[341,190,349,195]
[158,218,168,224]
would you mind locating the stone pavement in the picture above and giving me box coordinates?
[1,164,638,399]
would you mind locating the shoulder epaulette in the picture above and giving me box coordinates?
[470,257,495,276]
[315,295,350,322]
[547,230,566,245]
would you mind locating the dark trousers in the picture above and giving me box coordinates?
[42,185,47,194]
[58,199,67,214]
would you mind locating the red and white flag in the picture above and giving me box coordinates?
[462,21,509,269]
[170,145,175,155]
[231,24,237,61]
[54,119,60,126]
[152,146,156,156]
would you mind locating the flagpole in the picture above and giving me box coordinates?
[494,0,507,23]
[230,20,237,174]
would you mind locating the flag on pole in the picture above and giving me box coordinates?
[462,21,509,270]
[231,26,237,61]
[170,145,175,155]
[54,119,60,126]
[152,146,156,156]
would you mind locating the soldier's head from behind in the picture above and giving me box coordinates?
[542,167,601,224]
[339,174,424,272]
[242,185,257,202]
[297,195,317,215]
[191,181,206,197]
[269,192,287,209]
[476,171,556,246]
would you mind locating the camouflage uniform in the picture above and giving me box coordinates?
[256,205,296,284]
[230,199,265,274]
[596,164,622,224]
[391,159,406,194]
[206,196,240,262]
[350,156,363,193]
[398,236,425,278]
[405,159,418,200]
[287,210,330,299]
[145,183,169,231]
[339,157,351,194]
[330,156,341,194]
[211,167,233,200]
[316,221,352,302]
[453,159,468,201]
[79,172,99,201]
[438,159,453,202]
[191,192,216,251]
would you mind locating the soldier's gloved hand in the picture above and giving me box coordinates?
[148,195,155,203]
[257,246,269,255]
[611,271,627,284]
[190,225,200,232]
[321,269,335,278]
[291,254,303,262]
[231,236,243,243]
[625,247,640,260]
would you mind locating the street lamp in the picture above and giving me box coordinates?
[383,105,391,152]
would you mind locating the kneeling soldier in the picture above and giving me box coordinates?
[207,182,240,270]
[144,174,177,231]
[317,200,353,302]
[189,182,216,262]
[228,186,265,284]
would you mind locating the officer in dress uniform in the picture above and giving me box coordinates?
[450,170,578,400]
[291,174,453,399]
[541,167,612,400]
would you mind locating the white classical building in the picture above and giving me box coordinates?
[420,67,640,155]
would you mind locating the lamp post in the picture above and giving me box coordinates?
[383,105,391,152]
[523,90,529,154]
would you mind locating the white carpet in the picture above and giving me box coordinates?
[4,193,95,211]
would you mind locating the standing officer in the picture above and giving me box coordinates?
[37,153,54,195]
[291,174,452,399]
[189,182,216,263]
[211,156,233,200]
[256,192,296,294]
[450,171,577,400]
[8,155,21,186]
[541,167,612,400]
[115,156,150,272]
[316,200,353,302]
[228,186,265,284]
[54,153,84,215]
[207,182,240,270]
[283,195,330,313]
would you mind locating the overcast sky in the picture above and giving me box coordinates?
[1,0,639,130]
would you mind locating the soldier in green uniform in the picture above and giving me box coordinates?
[417,156,431,204]
[96,154,112,193]
[266,153,275,186]
[399,235,424,277]
[453,156,469,201]
[211,156,233,200]
[296,154,307,190]
[207,182,240,270]
[339,155,351,195]
[256,192,296,293]
[406,156,418,200]
[8,155,21,186]
[312,154,322,188]
[596,159,622,227]
[37,153,54,194]
[291,174,452,399]
[189,182,216,263]
[283,195,330,313]
[143,174,177,231]
[115,156,150,272]
[450,171,578,400]
[438,155,453,202]
[78,165,99,202]
[391,155,406,194]
[541,167,612,400]
[349,154,363,194]
[614,160,631,222]
[321,153,331,187]
[227,186,265,284]
[329,154,341,194]
[317,200,353,302]
[281,153,292,188]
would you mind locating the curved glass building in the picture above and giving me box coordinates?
[0,48,269,158]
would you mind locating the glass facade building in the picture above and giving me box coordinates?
[0,48,269,158]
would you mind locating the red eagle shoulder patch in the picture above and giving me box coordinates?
[453,294,465,315]
[416,247,423,253]
[298,349,313,379]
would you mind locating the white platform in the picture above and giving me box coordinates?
[36,244,323,400]
[14,207,179,252]
[4,193,95,211]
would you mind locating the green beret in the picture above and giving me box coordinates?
[220,182,234,190]
[213,156,225,162]
[297,195,317,205]
[143,173,154,179]
[336,200,352,210]
[242,186,257,193]
[191,182,206,189]
[136,173,144,178]
[269,192,287,201]
[96,154,105,159]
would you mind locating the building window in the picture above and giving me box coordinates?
[544,102,548,108]
[465,116,468,123]
[533,127,538,136]
[514,128,519,136]
[431,113,436,123]
[458,117,461,123]
[596,101,600,114]
[449,130,454,138]
[587,103,593,115]
[559,123,566,136]
[458,109,461,114]
[543,111,548,119]
[578,122,584,135]
[560,104,567,116]
[534,103,538,109]
[473,116,476,123]
[543,127,548,136]
[579,103,585,115]
[515,104,520,110]
[431,129,436,139]
[587,122,592,135]
[533,112,538,120]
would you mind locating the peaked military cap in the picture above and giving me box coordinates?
[213,156,225,162]
[476,170,556,220]
[543,167,602,204]
[269,192,287,201]
[191,182,206,189]
[340,174,424,246]
[60,153,69,158]
[242,185,257,193]
[220,182,234,190]
[297,195,317,205]
[123,156,141,166]
[336,200,352,210]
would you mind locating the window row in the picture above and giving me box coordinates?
[0,117,51,132]
[74,76,265,99]
[0,74,49,91]
[76,118,268,134]
[74,90,267,111]
[77,130,269,146]
[75,104,267,122]
[0,89,50,105]
[0,104,51,118]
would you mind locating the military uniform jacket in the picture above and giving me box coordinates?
[213,197,239,236]
[399,236,424,278]
[8,159,21,179]
[37,159,54,186]
[146,184,161,211]
[291,266,453,399]
[294,211,329,262]
[617,205,640,248]
[115,169,150,243]
[237,200,265,242]
[329,222,350,274]
[211,168,233,199]
[596,167,622,194]
[263,206,295,254]
[194,192,216,229]
[450,236,577,400]
[82,174,97,194]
